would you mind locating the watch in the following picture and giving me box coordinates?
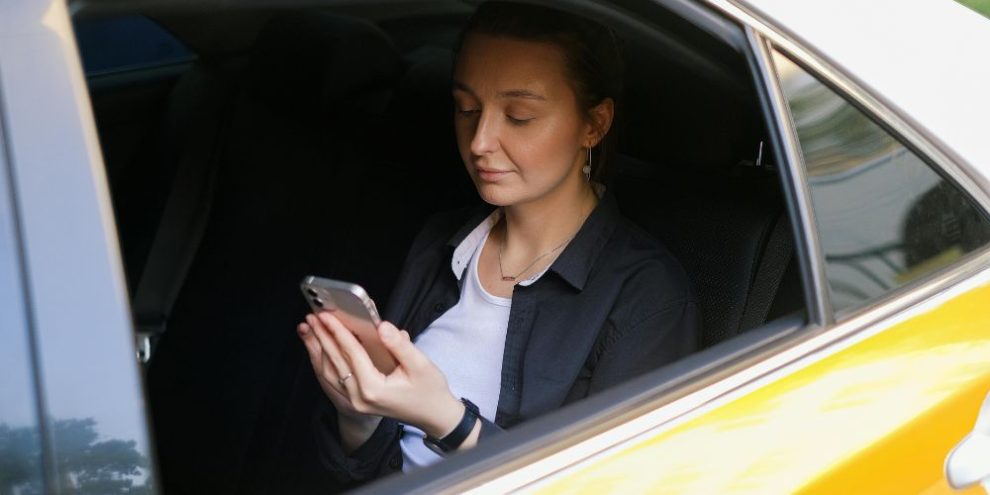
[423,398,480,455]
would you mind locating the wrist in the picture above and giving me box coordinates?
[423,395,465,439]
[423,398,481,455]
[337,413,383,454]
[338,411,382,433]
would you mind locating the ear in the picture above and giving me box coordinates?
[585,97,615,147]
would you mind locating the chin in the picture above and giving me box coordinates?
[474,183,519,207]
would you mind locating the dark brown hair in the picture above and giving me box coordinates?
[454,1,624,181]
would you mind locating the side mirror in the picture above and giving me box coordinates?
[946,392,990,492]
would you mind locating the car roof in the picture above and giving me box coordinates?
[740,0,990,187]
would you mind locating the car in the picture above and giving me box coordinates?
[1,0,989,493]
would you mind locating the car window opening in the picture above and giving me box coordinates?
[71,1,810,492]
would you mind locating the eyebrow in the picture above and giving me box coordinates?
[453,81,547,101]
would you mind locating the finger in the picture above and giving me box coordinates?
[297,323,323,369]
[317,349,339,389]
[307,314,352,383]
[378,321,429,371]
[315,349,363,412]
[320,350,350,397]
[324,376,352,403]
[318,312,383,388]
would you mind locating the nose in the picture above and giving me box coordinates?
[469,111,500,157]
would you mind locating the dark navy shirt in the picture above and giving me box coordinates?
[316,192,699,485]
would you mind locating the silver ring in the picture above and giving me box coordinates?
[337,373,353,386]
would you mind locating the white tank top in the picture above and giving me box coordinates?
[399,226,512,471]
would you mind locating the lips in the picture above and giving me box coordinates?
[475,167,511,182]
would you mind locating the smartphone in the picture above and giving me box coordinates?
[300,276,397,374]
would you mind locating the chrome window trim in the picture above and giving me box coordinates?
[745,28,832,326]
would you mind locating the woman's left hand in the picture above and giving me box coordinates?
[306,312,467,440]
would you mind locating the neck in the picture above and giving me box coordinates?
[500,178,598,258]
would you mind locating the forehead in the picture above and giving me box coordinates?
[453,33,573,100]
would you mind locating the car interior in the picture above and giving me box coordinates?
[70,0,808,492]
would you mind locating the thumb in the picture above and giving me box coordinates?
[379,321,427,370]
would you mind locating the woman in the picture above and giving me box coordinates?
[297,1,699,485]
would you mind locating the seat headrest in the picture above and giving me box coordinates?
[248,11,404,122]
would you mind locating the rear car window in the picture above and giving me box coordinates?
[771,49,990,313]
[74,15,194,76]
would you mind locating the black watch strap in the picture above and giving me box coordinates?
[424,398,480,454]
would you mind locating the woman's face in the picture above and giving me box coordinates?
[452,34,600,207]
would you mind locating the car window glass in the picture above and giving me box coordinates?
[771,49,990,313]
[0,133,46,493]
[74,16,194,76]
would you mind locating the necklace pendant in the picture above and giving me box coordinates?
[501,276,516,282]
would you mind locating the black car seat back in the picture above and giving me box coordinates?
[614,153,801,349]
[145,11,406,494]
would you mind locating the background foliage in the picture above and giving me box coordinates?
[957,0,990,18]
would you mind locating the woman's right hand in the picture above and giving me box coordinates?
[298,314,382,451]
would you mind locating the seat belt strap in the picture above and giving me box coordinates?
[131,68,231,363]
[739,213,794,333]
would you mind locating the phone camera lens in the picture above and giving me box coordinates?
[313,297,324,308]
[306,288,318,297]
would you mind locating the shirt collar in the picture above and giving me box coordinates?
[446,187,619,291]
[448,208,502,283]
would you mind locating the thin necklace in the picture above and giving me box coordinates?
[497,224,575,282]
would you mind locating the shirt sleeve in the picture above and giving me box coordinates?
[313,399,403,487]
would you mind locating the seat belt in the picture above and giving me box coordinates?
[739,213,794,333]
[132,68,231,364]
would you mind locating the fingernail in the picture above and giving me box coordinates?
[298,324,309,334]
